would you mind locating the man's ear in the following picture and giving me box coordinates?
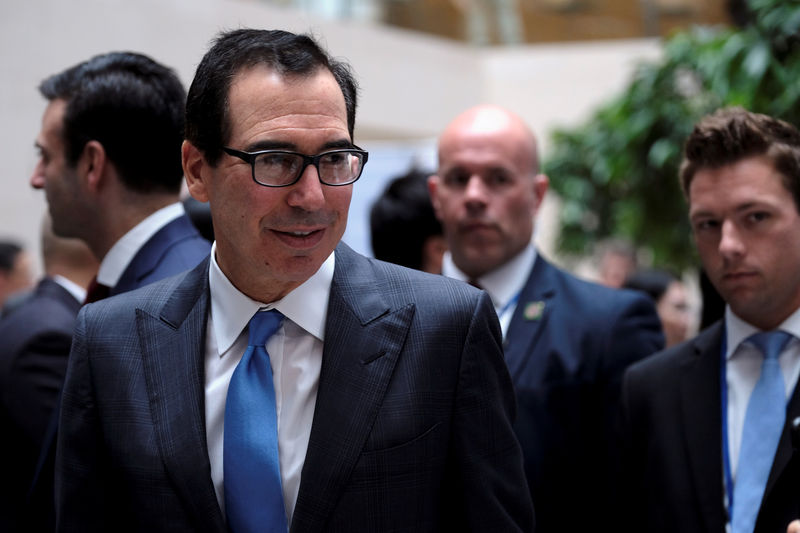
[79,140,107,192]
[427,174,443,220]
[183,140,209,203]
[532,173,549,211]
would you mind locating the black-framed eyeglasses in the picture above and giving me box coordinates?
[222,146,369,188]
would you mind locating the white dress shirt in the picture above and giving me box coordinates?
[204,242,332,526]
[96,202,185,287]
[51,274,87,303]
[724,306,800,479]
[441,244,536,337]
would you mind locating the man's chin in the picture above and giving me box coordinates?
[454,250,501,278]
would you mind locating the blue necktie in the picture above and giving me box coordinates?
[224,309,288,533]
[732,330,793,533]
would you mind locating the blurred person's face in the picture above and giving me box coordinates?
[430,113,547,279]
[184,66,353,302]
[689,156,800,330]
[656,280,690,347]
[31,100,87,240]
[599,252,636,289]
[0,250,34,306]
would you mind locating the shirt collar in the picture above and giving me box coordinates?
[208,241,334,357]
[51,274,87,303]
[725,305,800,359]
[441,244,536,310]
[97,202,184,287]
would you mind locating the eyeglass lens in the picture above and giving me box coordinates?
[254,151,363,186]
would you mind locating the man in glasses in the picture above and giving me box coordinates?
[54,29,534,532]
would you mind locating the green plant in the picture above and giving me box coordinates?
[543,0,800,271]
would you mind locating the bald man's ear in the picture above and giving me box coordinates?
[427,174,443,221]
[183,141,210,203]
[533,173,549,210]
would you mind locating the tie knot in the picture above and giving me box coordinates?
[748,330,793,360]
[248,309,283,347]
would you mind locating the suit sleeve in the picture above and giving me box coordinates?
[54,309,109,533]
[4,329,73,447]
[448,291,535,532]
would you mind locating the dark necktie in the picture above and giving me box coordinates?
[84,276,110,304]
[732,330,792,533]
[467,279,483,290]
[224,309,288,533]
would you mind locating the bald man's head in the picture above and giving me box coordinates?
[437,105,540,174]
[429,105,548,278]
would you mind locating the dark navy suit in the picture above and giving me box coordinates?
[504,254,664,532]
[0,278,80,533]
[55,244,534,532]
[112,213,211,295]
[619,322,800,533]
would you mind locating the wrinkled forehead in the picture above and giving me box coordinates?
[225,66,349,148]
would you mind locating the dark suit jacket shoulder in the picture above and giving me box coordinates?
[55,244,534,533]
[620,321,800,533]
[505,254,664,532]
[0,278,80,442]
[113,213,210,295]
[0,278,81,533]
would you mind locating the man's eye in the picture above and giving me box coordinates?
[444,172,469,188]
[693,219,719,232]
[747,211,770,223]
[486,171,512,187]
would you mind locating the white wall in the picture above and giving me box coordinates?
[0,0,660,271]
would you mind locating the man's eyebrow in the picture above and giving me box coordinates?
[244,140,295,152]
[320,139,356,151]
[243,139,356,153]
[689,202,763,220]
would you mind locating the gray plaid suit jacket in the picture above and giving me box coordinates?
[55,243,534,532]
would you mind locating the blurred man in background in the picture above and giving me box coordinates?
[0,241,34,311]
[0,216,97,532]
[429,103,663,532]
[370,168,445,273]
[31,51,210,300]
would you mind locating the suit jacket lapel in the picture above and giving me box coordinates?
[136,258,226,533]
[503,255,555,381]
[292,244,412,533]
[679,322,726,533]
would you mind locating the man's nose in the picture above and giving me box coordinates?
[463,176,488,207]
[719,219,745,258]
[30,161,45,190]
[286,164,326,210]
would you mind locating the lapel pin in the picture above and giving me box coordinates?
[523,301,545,321]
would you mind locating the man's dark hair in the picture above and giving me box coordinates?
[38,52,186,194]
[0,241,23,273]
[185,28,359,166]
[622,268,678,303]
[680,107,800,211]
[370,169,442,271]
